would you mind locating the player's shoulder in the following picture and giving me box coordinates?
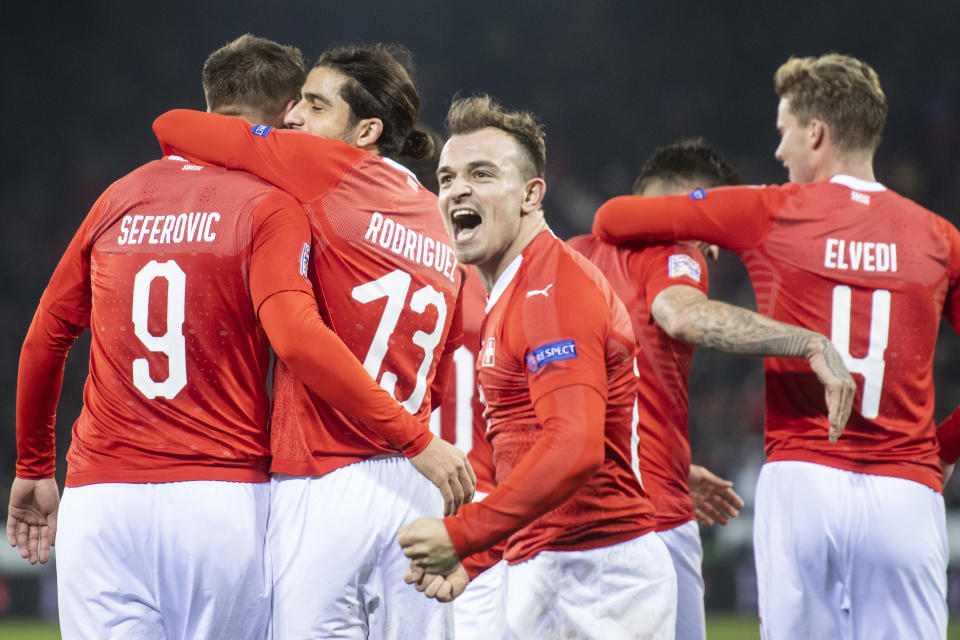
[531,233,616,305]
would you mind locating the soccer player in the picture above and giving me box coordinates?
[152,44,473,639]
[6,34,449,639]
[593,53,958,640]
[398,95,679,638]
[569,137,854,640]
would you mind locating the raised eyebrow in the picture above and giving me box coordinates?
[303,91,333,107]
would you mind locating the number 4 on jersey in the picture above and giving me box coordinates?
[830,285,890,419]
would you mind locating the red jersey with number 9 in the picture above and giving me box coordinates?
[37,156,314,486]
[594,175,960,492]
[154,111,464,477]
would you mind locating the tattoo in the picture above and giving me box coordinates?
[819,338,849,379]
[656,287,816,357]
[685,301,814,356]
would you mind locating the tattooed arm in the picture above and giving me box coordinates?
[651,284,856,442]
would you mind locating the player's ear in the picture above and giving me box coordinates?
[354,117,384,150]
[521,178,546,214]
[809,118,826,150]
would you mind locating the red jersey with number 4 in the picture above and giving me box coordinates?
[34,156,314,486]
[594,175,960,492]
[154,111,463,477]
[568,234,709,531]
[434,266,496,493]
[445,231,656,565]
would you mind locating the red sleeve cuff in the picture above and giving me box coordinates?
[444,510,473,559]
[460,544,505,580]
[401,429,434,458]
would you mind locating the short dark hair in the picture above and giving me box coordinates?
[202,34,306,116]
[633,137,738,195]
[316,44,433,160]
[444,94,546,180]
[774,53,887,154]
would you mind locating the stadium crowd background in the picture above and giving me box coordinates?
[2,0,959,620]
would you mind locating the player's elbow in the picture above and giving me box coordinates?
[272,339,311,377]
[653,303,697,342]
[569,436,605,485]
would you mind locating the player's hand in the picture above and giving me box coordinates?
[807,337,856,443]
[409,437,476,516]
[688,464,743,526]
[6,477,59,564]
[404,561,470,602]
[690,240,720,261]
[398,517,461,576]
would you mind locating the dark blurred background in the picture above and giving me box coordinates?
[2,0,959,619]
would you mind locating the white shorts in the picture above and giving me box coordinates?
[269,456,450,639]
[502,531,677,639]
[754,460,947,640]
[56,481,271,640]
[452,492,506,640]
[657,519,705,640]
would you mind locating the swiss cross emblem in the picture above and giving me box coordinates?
[481,337,496,367]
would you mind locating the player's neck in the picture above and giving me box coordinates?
[815,151,876,183]
[477,215,549,293]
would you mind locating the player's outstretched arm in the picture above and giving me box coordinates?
[652,284,856,441]
[688,464,744,526]
[153,110,363,202]
[6,477,59,565]
[404,561,470,602]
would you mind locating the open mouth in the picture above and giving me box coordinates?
[450,209,482,240]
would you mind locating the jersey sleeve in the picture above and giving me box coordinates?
[630,243,709,322]
[38,194,111,326]
[16,304,85,478]
[260,291,433,456]
[518,275,613,405]
[248,189,315,312]
[937,216,960,334]
[592,185,789,251]
[443,384,606,557]
[152,110,369,202]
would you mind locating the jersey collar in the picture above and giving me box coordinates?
[486,254,523,313]
[830,174,886,192]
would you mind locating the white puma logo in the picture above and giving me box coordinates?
[526,284,554,298]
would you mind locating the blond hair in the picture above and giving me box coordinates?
[445,94,546,179]
[774,53,887,154]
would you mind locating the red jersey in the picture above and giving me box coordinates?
[154,111,463,477]
[22,156,313,486]
[568,234,709,531]
[444,231,656,567]
[594,175,960,492]
[433,266,496,493]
